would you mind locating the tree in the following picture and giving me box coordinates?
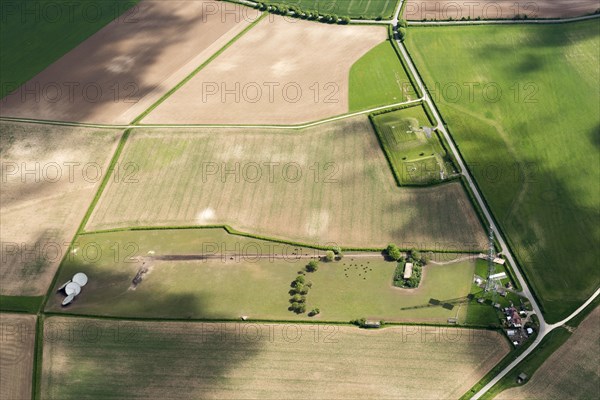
[306,260,319,272]
[410,248,421,262]
[309,308,320,316]
[339,16,350,24]
[292,275,305,286]
[324,250,335,262]
[398,27,407,41]
[398,18,408,28]
[386,243,402,261]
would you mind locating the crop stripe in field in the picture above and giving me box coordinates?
[131,12,267,125]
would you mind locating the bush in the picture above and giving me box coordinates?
[339,16,350,24]
[306,260,319,272]
[398,27,407,41]
[308,308,320,316]
[398,19,408,28]
[324,250,335,262]
[386,243,402,261]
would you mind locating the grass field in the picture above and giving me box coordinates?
[0,0,139,98]
[87,117,487,250]
[349,40,416,111]
[371,105,456,184]
[46,229,490,324]
[259,0,398,19]
[0,122,121,296]
[40,316,510,399]
[0,313,36,400]
[406,21,600,322]
[495,306,600,399]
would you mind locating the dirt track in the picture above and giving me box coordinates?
[404,0,599,20]
[0,1,257,124]
[142,16,387,125]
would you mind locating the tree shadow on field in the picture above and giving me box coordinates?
[45,254,218,320]
[472,21,599,76]
[41,316,264,400]
[590,123,600,150]
[1,1,241,123]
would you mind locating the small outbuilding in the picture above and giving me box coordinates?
[363,320,381,328]
[517,372,528,384]
[403,263,413,279]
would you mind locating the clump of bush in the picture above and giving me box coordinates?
[386,243,402,261]
[306,260,319,272]
[288,275,313,313]
[392,248,427,288]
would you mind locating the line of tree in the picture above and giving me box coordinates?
[288,274,312,313]
[254,2,351,24]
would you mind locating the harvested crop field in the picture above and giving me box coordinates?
[0,313,36,400]
[41,316,510,399]
[142,16,387,124]
[497,306,600,400]
[87,117,487,250]
[404,0,600,20]
[0,122,121,296]
[0,0,257,124]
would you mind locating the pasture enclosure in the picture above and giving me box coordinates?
[40,316,510,399]
[371,105,455,185]
[46,229,482,322]
[0,122,121,296]
[142,16,388,124]
[0,0,257,124]
[406,21,600,322]
[0,313,36,400]
[87,117,487,250]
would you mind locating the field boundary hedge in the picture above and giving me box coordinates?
[80,225,482,254]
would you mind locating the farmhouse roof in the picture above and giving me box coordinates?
[404,263,413,279]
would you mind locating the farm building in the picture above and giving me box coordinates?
[404,263,413,279]
[364,320,381,328]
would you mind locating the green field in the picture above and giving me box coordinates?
[0,0,139,98]
[371,105,457,184]
[41,316,509,400]
[259,0,398,19]
[349,40,415,111]
[406,21,600,322]
[46,229,492,324]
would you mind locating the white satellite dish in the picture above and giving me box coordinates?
[72,272,88,287]
[62,294,75,306]
[65,282,81,296]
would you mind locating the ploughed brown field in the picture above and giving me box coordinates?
[0,313,36,400]
[142,16,387,125]
[0,0,257,124]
